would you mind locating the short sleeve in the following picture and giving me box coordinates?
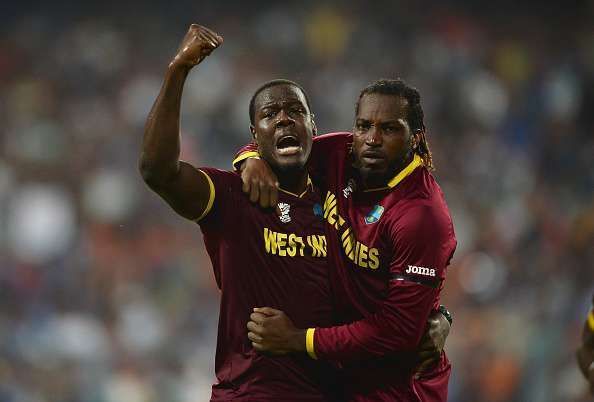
[195,168,242,234]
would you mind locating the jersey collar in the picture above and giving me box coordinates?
[279,175,314,198]
[363,154,423,192]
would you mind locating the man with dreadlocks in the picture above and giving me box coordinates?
[236,78,456,401]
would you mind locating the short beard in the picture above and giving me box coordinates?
[356,149,413,188]
[273,160,306,175]
[260,153,307,183]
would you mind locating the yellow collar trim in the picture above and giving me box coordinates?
[364,154,423,192]
[279,176,313,198]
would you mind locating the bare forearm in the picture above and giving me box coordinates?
[139,64,190,186]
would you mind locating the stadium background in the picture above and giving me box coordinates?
[1,1,593,401]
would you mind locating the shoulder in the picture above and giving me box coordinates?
[315,131,353,141]
[311,132,353,166]
[401,168,449,209]
[313,132,352,148]
[196,167,244,202]
[195,168,246,227]
[388,172,453,238]
[197,167,241,186]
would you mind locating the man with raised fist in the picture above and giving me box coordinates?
[140,24,343,401]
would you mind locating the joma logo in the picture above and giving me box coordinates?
[405,265,436,277]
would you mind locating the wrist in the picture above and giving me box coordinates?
[240,155,261,171]
[232,152,260,171]
[438,305,453,326]
[167,60,192,76]
[437,304,454,325]
[291,328,307,353]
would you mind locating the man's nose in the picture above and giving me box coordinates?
[365,126,382,145]
[276,109,294,126]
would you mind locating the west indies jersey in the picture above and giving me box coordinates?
[234,132,456,402]
[306,133,456,401]
[196,168,340,402]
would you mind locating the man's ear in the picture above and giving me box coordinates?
[250,125,257,140]
[311,115,317,137]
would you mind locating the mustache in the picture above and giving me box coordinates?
[360,149,386,158]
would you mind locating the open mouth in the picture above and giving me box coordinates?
[276,135,301,156]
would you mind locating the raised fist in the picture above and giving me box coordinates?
[171,24,223,69]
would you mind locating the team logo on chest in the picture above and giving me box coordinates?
[364,205,384,225]
[278,202,291,223]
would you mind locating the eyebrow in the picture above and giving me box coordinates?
[260,99,304,108]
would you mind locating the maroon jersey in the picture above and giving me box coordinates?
[305,133,456,401]
[234,132,456,401]
[197,168,339,401]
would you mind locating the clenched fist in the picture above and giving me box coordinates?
[170,24,223,69]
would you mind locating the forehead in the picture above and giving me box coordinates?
[357,93,408,120]
[254,84,308,109]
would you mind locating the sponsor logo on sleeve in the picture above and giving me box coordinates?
[405,265,436,277]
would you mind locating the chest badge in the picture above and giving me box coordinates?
[278,202,291,223]
[364,205,384,225]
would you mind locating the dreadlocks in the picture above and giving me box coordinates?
[355,78,434,171]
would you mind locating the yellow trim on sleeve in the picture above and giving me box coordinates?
[195,169,216,221]
[232,151,260,170]
[306,328,317,360]
[588,310,594,332]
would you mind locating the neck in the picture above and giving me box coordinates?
[276,169,309,196]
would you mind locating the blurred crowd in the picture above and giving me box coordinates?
[1,1,593,401]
